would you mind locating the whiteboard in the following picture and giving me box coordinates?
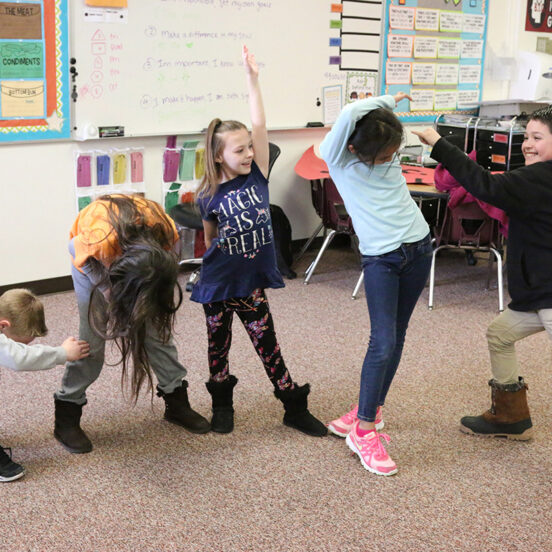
[69,0,382,139]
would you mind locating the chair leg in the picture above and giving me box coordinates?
[428,246,445,310]
[294,222,324,264]
[304,230,336,284]
[351,271,364,300]
[488,247,504,312]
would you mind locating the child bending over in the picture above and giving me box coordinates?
[54,194,210,454]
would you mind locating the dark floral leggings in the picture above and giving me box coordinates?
[202,288,294,391]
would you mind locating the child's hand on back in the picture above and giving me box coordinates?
[412,128,442,147]
[62,337,90,362]
[242,44,258,78]
[393,92,412,105]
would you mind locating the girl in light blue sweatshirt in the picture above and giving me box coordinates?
[320,94,431,476]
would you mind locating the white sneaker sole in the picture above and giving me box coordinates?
[0,469,25,482]
[328,424,349,438]
[346,433,398,476]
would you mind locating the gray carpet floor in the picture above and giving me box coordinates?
[1,247,550,551]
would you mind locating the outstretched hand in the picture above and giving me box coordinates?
[62,337,90,362]
[412,128,442,147]
[243,44,258,78]
[393,91,412,105]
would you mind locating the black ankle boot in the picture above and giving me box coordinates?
[158,380,210,434]
[274,384,327,437]
[54,399,93,453]
[205,375,238,434]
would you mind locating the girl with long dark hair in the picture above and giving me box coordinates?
[54,194,210,453]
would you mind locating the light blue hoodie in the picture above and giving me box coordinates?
[319,95,429,256]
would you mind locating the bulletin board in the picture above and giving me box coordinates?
[0,0,71,141]
[69,0,383,139]
[380,0,488,123]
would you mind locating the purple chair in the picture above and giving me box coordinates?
[303,178,357,285]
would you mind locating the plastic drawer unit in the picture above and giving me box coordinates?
[473,117,526,171]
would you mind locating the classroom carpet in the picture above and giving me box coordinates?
[0,246,550,552]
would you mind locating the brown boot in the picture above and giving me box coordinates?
[460,377,533,441]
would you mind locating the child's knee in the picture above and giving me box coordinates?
[486,321,513,351]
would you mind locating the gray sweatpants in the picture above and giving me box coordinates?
[487,307,552,384]
[54,239,187,405]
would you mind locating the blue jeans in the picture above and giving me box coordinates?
[357,234,432,422]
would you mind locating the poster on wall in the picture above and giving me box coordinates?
[525,0,552,33]
[0,0,71,142]
[380,0,489,123]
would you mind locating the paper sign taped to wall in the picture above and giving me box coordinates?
[1,80,44,117]
[85,0,128,7]
[0,41,44,79]
[0,2,42,40]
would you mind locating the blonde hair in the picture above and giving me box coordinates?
[195,118,248,201]
[0,288,48,338]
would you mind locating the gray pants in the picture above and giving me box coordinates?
[54,240,187,405]
[487,307,552,384]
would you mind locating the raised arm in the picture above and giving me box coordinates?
[319,93,410,168]
[243,45,269,178]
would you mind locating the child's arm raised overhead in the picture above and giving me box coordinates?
[320,93,411,168]
[243,45,269,178]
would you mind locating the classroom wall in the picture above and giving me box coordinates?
[0,0,540,287]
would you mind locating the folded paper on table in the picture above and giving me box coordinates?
[400,165,435,185]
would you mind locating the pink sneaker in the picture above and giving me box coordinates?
[375,406,384,431]
[328,405,384,437]
[346,420,397,476]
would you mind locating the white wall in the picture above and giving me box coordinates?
[0,128,326,286]
[0,0,541,286]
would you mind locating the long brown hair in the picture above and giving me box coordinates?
[87,194,183,402]
[347,107,403,166]
[195,118,247,200]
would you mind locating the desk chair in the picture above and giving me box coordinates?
[293,146,329,265]
[169,142,281,291]
[293,147,358,285]
[302,177,357,284]
[428,201,504,312]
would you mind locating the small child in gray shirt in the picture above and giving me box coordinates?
[0,289,89,481]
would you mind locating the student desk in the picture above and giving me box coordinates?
[407,183,449,230]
